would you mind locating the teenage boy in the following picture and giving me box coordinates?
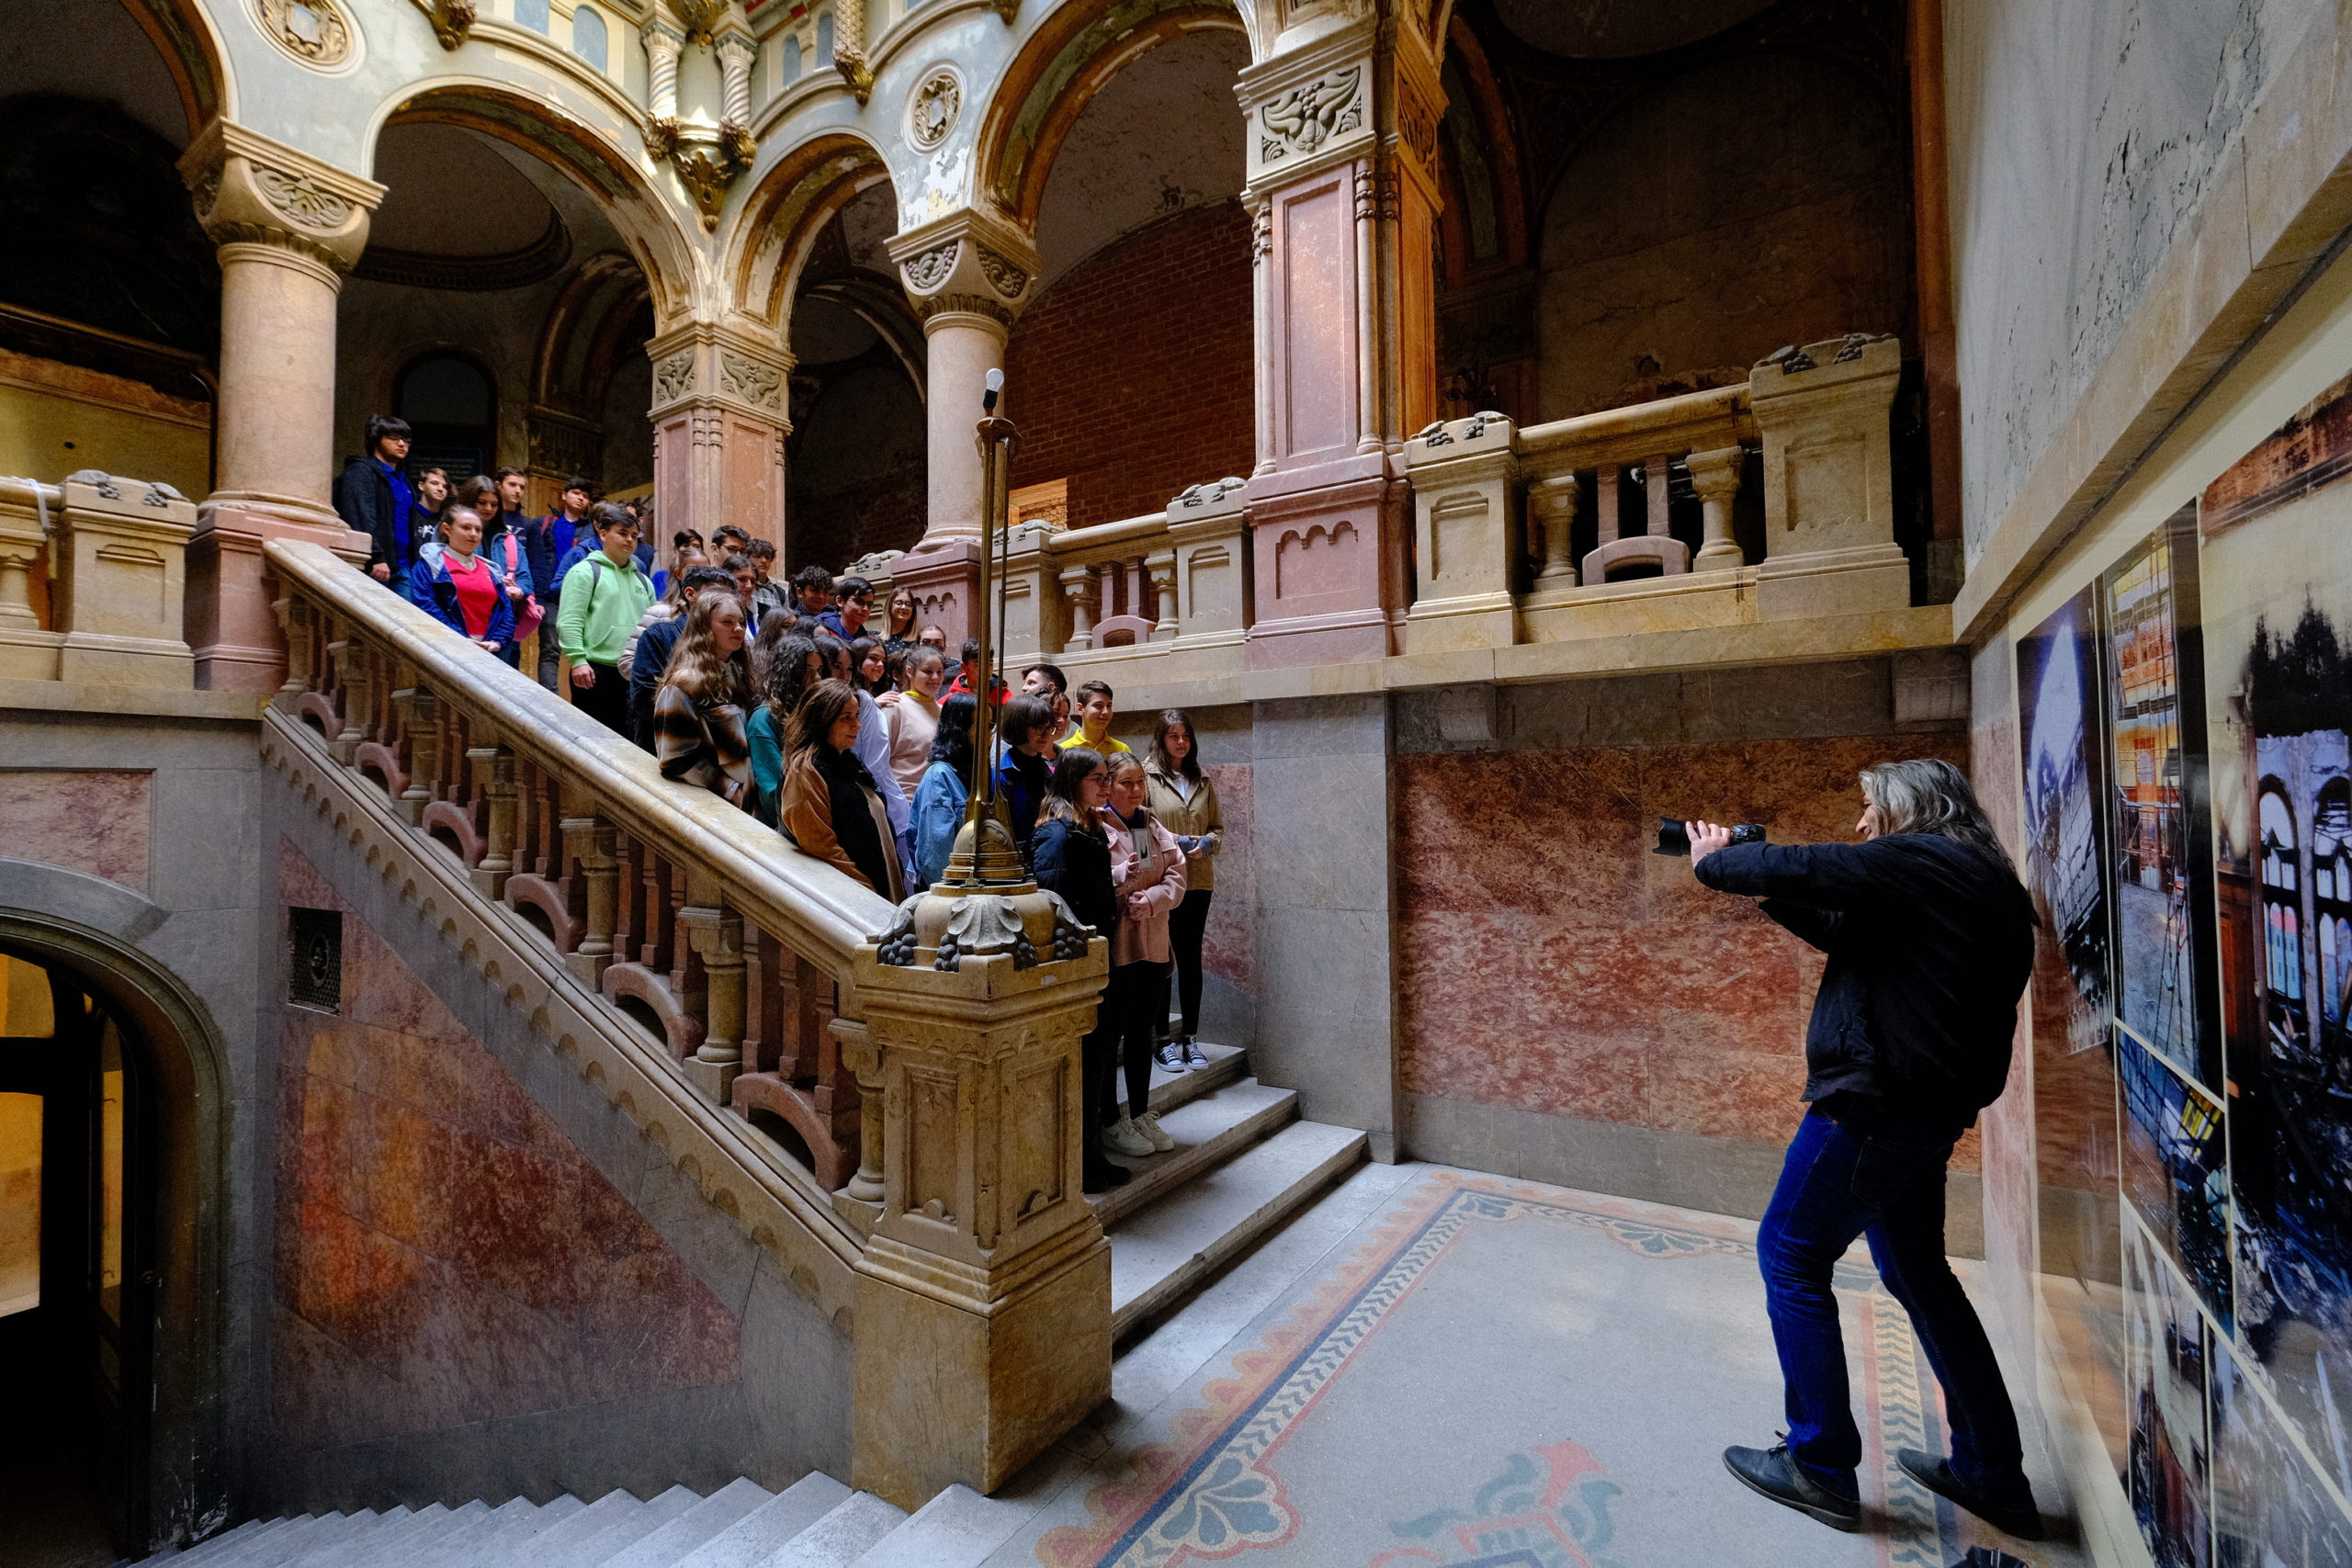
[792,563,834,619]
[747,539,790,621]
[525,476,595,690]
[1021,662,1067,698]
[555,505,654,737]
[1059,679,1129,752]
[334,415,416,595]
[819,576,876,640]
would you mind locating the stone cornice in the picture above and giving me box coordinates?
[644,319,795,421]
[177,119,386,275]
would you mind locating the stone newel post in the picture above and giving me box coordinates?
[846,821,1110,1508]
[177,120,383,692]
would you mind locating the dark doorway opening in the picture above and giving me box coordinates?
[0,950,153,1567]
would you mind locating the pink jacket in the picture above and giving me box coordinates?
[1103,807,1188,967]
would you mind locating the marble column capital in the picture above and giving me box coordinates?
[177,118,384,276]
[645,320,795,423]
[887,208,1041,325]
[1236,14,1442,205]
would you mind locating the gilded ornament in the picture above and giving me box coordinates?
[429,0,474,49]
[908,69,962,151]
[254,0,356,67]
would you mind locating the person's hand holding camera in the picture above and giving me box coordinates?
[1685,819,1735,869]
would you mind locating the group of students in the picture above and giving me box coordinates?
[337,412,1227,1195]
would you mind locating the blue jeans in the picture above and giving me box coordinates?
[1758,1107,2024,1501]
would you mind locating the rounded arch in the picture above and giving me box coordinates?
[115,0,234,138]
[0,858,235,1553]
[369,82,697,324]
[976,0,1246,228]
[727,130,897,324]
[797,275,925,400]
[1435,14,1526,285]
[534,251,652,409]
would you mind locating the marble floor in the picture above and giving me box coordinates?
[897,1163,2089,1568]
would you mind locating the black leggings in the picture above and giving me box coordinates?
[1161,890,1213,1039]
[1080,1021,1118,1163]
[1104,962,1169,1122]
[572,660,631,736]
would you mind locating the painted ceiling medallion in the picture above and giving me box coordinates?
[908,68,962,152]
[255,0,356,68]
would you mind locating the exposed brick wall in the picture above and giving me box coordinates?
[1004,201,1256,532]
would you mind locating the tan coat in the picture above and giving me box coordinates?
[1144,762,1223,892]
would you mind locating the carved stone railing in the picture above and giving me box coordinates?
[1405,333,1912,651]
[1000,477,1250,683]
[0,470,198,685]
[263,536,1111,1506]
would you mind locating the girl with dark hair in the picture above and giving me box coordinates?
[776,679,903,898]
[910,692,977,887]
[1146,709,1223,1071]
[1032,747,1129,1192]
[1102,751,1186,1156]
[995,694,1058,857]
[652,592,753,807]
[747,634,827,828]
[850,636,891,696]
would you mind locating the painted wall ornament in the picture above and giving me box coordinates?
[255,0,355,67]
[1259,66,1363,161]
[909,68,962,151]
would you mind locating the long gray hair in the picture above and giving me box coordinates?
[1860,759,2018,876]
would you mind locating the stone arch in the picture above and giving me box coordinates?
[115,0,234,137]
[0,858,236,1553]
[368,82,697,325]
[1434,16,1525,286]
[727,130,896,325]
[530,252,655,482]
[975,0,1247,228]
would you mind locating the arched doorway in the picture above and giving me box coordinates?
[0,948,156,1564]
[393,350,499,484]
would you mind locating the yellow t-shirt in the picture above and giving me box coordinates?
[1057,730,1131,753]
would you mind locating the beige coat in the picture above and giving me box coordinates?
[1104,807,1187,966]
[1144,762,1223,892]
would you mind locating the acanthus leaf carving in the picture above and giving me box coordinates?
[975,246,1028,301]
[1258,66,1363,162]
[719,350,783,412]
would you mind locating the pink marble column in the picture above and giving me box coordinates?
[177,121,381,692]
[1238,28,1443,669]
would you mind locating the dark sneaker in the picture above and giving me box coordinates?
[1896,1450,2043,1540]
[1183,1037,1210,1070]
[1723,1443,1860,1532]
[1154,1042,1188,1073]
[1082,1157,1133,1194]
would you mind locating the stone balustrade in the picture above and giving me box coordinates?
[0,470,199,686]
[264,536,1113,1506]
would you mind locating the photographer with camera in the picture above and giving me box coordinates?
[1687,759,2040,1541]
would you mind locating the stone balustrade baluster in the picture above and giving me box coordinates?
[468,745,517,897]
[1688,446,1747,572]
[1147,549,1179,641]
[1644,451,1676,538]
[562,816,619,987]
[1594,467,1622,547]
[1058,567,1095,653]
[1531,475,1580,583]
[329,629,371,765]
[397,687,441,826]
[837,1017,885,1208]
[681,885,745,1104]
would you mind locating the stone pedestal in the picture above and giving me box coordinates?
[177,120,383,692]
[1403,412,1519,654]
[1238,19,1444,669]
[55,471,199,688]
[1748,335,1909,621]
[847,835,1110,1508]
[1165,478,1250,653]
[647,322,792,547]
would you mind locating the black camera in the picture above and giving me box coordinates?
[1654,818,1767,857]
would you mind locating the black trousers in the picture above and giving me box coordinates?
[1080,1021,1118,1167]
[1103,962,1168,1122]
[572,660,630,736]
[1160,890,1213,1040]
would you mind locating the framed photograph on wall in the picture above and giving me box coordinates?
[2124,1214,2214,1568]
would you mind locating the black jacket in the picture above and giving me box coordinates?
[629,616,686,750]
[1032,816,1115,938]
[334,456,404,572]
[1694,833,2035,1123]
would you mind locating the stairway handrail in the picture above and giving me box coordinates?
[266,537,895,986]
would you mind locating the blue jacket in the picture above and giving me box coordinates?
[553,537,655,594]
[522,513,579,607]
[406,547,516,650]
[911,760,969,887]
[999,750,1050,857]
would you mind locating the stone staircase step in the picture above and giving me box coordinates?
[1144,1041,1246,1117]
[511,1487,645,1566]
[752,1492,908,1568]
[673,1473,854,1568]
[166,1516,287,1567]
[421,1495,541,1566]
[568,1484,699,1564]
[350,1498,484,1568]
[1109,1119,1370,1338]
[221,1512,349,1568]
[1090,1077,1298,1227]
[600,1476,773,1568]
[842,1481,1055,1568]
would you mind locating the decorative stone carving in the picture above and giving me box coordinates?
[652,352,695,405]
[903,241,959,292]
[255,0,355,68]
[1250,202,1272,263]
[975,247,1029,301]
[1258,66,1363,162]
[1174,477,1246,509]
[831,0,875,105]
[177,119,384,275]
[909,68,962,150]
[720,351,784,412]
[254,167,355,231]
[428,0,473,49]
[673,0,723,47]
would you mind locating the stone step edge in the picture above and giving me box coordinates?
[1090,1079,1298,1227]
[1111,1123,1370,1340]
[1145,1042,1247,1117]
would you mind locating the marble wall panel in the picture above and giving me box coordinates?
[1396,732,1982,1169]
[268,840,740,1457]
[0,768,151,890]
[1200,761,1254,994]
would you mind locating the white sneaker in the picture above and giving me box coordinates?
[1136,1111,1175,1153]
[1103,1117,1155,1157]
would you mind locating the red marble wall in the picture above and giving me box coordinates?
[1396,734,1979,1168]
[0,770,150,890]
[273,842,740,1452]
[1200,761,1253,993]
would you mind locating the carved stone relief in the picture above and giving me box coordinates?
[719,351,784,412]
[902,241,959,292]
[651,352,695,405]
[974,246,1029,301]
[254,0,356,68]
[1258,66,1363,163]
[254,166,356,231]
[908,68,962,151]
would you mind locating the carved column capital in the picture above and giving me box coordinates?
[887,208,1041,325]
[646,320,795,421]
[177,118,384,276]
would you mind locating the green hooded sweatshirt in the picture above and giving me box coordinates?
[556,552,653,666]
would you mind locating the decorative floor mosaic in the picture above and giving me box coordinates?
[996,1171,2072,1568]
